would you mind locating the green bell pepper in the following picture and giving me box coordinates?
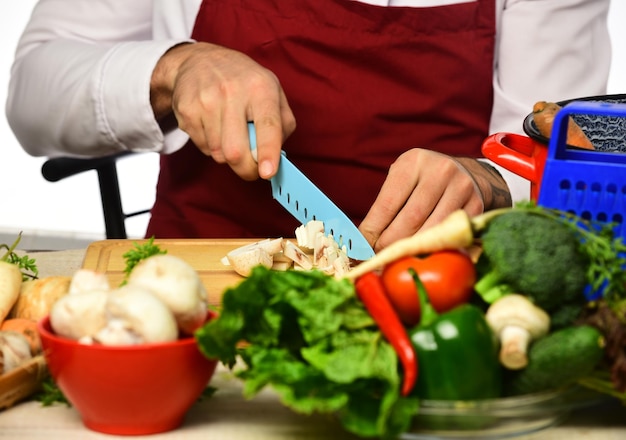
[408,269,502,400]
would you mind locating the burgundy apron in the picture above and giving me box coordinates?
[146,0,495,239]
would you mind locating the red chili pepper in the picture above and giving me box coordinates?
[355,271,418,396]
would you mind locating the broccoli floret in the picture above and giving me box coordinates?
[474,210,589,314]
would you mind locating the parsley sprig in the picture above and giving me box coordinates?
[0,232,38,281]
[34,377,72,407]
[120,236,167,285]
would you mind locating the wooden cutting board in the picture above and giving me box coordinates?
[81,238,256,307]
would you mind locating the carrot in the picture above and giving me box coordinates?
[0,261,22,323]
[0,318,41,355]
[532,101,594,150]
[345,209,508,281]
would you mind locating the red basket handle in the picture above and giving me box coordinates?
[481,132,548,201]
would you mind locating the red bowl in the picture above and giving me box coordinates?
[38,314,218,435]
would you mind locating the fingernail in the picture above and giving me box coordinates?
[259,160,274,178]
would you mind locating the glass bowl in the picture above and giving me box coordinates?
[402,385,607,439]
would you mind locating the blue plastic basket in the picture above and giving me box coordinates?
[537,100,626,240]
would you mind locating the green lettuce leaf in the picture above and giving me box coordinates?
[195,266,418,438]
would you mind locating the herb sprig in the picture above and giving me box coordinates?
[0,232,39,281]
[120,236,167,285]
[34,377,72,407]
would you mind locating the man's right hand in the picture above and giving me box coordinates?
[150,42,296,181]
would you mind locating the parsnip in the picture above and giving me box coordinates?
[345,209,509,280]
[0,261,22,323]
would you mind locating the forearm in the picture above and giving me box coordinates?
[456,158,512,210]
[151,43,193,121]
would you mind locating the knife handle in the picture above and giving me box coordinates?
[247,122,286,163]
[247,122,258,162]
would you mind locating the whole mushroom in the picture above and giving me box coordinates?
[95,285,178,345]
[126,254,208,334]
[485,294,550,370]
[49,289,109,343]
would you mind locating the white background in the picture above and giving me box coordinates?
[1,1,625,244]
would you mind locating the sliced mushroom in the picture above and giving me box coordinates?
[221,221,351,276]
[282,240,313,270]
[224,238,284,277]
[295,220,325,250]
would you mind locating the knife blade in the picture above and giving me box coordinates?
[248,122,375,260]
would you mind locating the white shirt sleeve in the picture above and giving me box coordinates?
[6,0,195,158]
[488,0,611,201]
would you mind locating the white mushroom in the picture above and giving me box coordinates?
[126,254,208,334]
[49,289,109,342]
[314,233,333,267]
[68,269,110,295]
[95,285,178,345]
[295,220,325,250]
[282,240,313,270]
[221,221,352,276]
[485,294,551,370]
[224,238,284,276]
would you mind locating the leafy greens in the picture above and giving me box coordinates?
[196,266,418,438]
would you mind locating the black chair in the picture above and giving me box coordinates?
[41,152,151,239]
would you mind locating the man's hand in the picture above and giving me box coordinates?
[359,148,512,252]
[150,42,296,181]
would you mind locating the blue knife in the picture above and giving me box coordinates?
[248,122,375,260]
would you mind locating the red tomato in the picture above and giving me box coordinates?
[380,250,476,327]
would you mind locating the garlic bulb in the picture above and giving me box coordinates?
[0,331,32,374]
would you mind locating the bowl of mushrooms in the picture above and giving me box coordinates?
[37,254,218,435]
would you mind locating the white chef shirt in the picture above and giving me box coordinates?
[5,0,612,201]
